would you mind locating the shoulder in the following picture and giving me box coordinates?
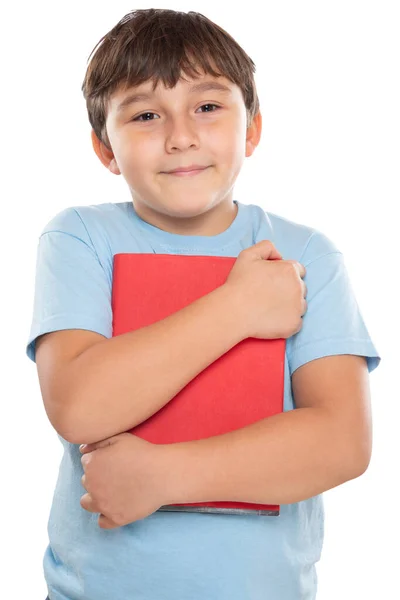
[264,209,342,265]
[38,203,133,264]
[40,202,118,239]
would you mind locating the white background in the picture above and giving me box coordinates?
[2,1,397,598]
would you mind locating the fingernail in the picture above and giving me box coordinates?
[79,444,86,452]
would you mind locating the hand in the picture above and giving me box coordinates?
[224,240,307,340]
[79,433,170,529]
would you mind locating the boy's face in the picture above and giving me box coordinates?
[92,70,262,236]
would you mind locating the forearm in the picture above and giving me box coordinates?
[162,407,365,506]
[63,284,246,445]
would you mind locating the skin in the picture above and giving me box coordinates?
[80,433,173,528]
[91,69,262,236]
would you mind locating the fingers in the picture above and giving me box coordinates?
[81,453,91,467]
[80,462,118,528]
[80,492,118,528]
[302,297,308,317]
[80,474,99,513]
[295,262,306,278]
[79,434,126,454]
[287,259,306,278]
[98,514,119,529]
[80,492,99,513]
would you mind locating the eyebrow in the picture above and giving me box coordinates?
[116,81,233,112]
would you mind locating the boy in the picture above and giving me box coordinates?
[27,9,381,600]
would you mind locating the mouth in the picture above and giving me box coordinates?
[162,166,211,177]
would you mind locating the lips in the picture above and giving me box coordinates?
[161,166,211,178]
[165,167,210,177]
[172,168,206,174]
[164,165,209,174]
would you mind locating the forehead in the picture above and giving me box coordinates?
[110,74,239,113]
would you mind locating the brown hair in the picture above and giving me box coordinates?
[81,9,260,150]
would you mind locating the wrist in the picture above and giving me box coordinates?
[156,441,199,506]
[217,283,249,343]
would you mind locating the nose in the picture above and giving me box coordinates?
[165,115,200,152]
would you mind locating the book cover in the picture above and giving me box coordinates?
[112,253,285,516]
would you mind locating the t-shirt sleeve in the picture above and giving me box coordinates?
[286,231,381,377]
[26,207,113,363]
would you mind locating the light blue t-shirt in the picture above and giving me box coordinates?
[26,199,381,600]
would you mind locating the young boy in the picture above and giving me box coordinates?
[27,9,381,600]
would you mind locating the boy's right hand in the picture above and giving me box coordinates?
[224,240,307,340]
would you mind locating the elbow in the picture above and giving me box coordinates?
[51,396,121,445]
[44,397,88,445]
[56,421,84,446]
[345,446,372,481]
[57,408,96,445]
[47,407,82,445]
[354,436,373,477]
[356,452,372,477]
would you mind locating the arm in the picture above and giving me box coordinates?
[160,355,372,506]
[63,284,246,445]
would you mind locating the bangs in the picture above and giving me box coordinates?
[82,9,259,148]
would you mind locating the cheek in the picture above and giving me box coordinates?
[119,140,157,175]
[211,122,245,156]
[217,136,246,169]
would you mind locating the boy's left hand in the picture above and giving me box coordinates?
[79,433,171,529]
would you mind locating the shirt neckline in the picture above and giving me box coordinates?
[128,200,244,250]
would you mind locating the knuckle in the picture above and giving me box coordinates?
[288,317,303,336]
[81,453,91,467]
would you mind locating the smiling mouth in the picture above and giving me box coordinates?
[163,166,211,177]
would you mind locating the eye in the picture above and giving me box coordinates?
[198,103,221,113]
[131,103,221,122]
[133,112,159,122]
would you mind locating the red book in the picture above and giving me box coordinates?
[112,253,285,516]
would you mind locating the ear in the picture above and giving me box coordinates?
[245,111,262,158]
[91,130,121,175]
